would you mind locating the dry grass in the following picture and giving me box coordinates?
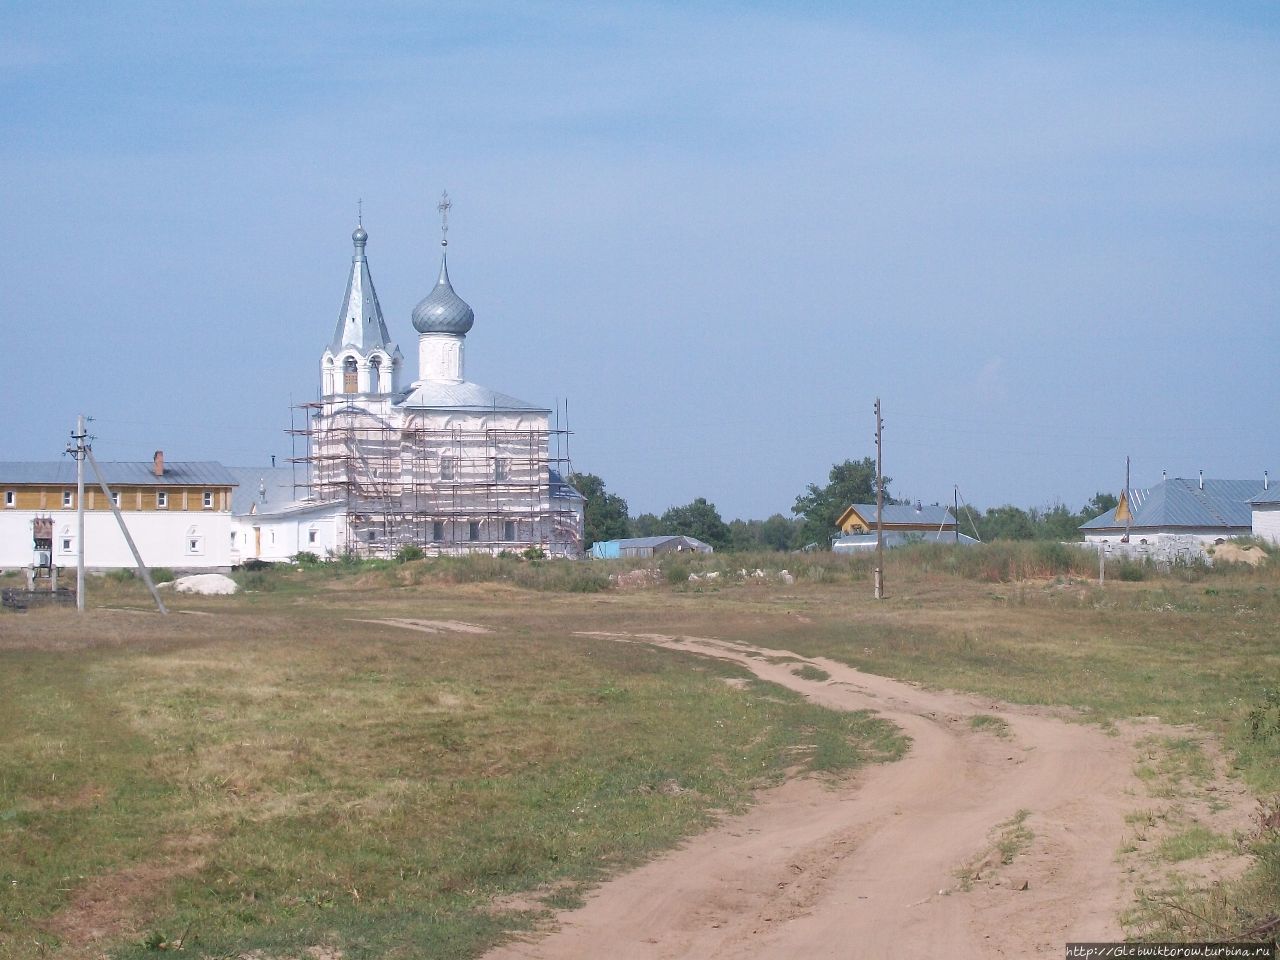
[3,552,1278,955]
[0,588,901,960]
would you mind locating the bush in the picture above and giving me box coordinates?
[106,568,135,583]
[235,570,275,592]
[292,551,322,567]
[521,546,547,561]
[149,567,176,584]
[1116,559,1148,582]
[396,545,425,563]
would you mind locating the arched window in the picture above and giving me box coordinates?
[369,356,382,394]
[343,357,358,394]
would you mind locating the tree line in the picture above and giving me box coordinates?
[567,459,1119,552]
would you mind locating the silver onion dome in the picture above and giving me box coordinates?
[411,254,474,335]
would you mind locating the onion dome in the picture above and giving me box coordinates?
[411,253,475,335]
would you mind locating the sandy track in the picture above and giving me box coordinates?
[483,632,1239,960]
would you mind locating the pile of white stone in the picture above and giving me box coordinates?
[161,573,239,595]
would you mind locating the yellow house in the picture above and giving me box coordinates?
[836,502,957,535]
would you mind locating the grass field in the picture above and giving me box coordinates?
[1,543,1277,956]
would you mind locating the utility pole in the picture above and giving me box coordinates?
[1124,455,1131,544]
[67,416,87,611]
[84,447,168,615]
[954,485,960,543]
[874,397,885,600]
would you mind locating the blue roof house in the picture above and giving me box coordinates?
[1079,475,1265,545]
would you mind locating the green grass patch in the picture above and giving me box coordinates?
[996,809,1034,864]
[968,714,1011,738]
[791,664,830,682]
[1156,825,1235,863]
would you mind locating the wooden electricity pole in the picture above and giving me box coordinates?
[67,416,87,611]
[874,397,885,600]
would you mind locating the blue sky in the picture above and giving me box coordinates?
[3,2,1277,520]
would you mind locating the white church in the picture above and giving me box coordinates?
[230,198,584,561]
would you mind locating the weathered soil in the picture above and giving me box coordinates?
[484,632,1255,960]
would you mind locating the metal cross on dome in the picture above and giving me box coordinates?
[437,190,451,246]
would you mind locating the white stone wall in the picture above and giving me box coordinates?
[1252,505,1280,544]
[418,334,465,382]
[0,509,233,571]
[1083,528,1251,547]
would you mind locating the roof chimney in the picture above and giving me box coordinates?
[152,450,164,477]
[1198,469,1203,490]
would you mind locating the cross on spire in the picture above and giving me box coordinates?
[437,190,451,247]
[357,197,363,226]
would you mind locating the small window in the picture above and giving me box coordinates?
[63,490,73,507]
[3,491,13,507]
[61,538,73,552]
[308,528,318,544]
[186,536,204,555]
[432,520,444,541]
[440,457,455,481]
[468,521,480,542]
[230,531,237,545]
[157,490,168,508]
[202,490,213,509]
[111,491,120,507]
[494,458,509,482]
[503,520,516,541]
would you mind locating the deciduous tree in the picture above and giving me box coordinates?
[567,473,630,548]
[792,457,889,547]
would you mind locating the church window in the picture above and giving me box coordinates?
[62,538,72,552]
[503,520,516,541]
[432,521,444,541]
[494,457,509,482]
[343,357,358,393]
[440,457,455,481]
[186,526,203,555]
[468,521,480,542]
[308,528,318,544]
[370,357,382,393]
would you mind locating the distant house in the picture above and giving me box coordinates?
[836,502,956,535]
[1250,481,1280,544]
[833,530,980,554]
[590,536,713,559]
[1079,476,1264,545]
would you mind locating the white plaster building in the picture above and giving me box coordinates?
[227,466,344,563]
[1250,480,1280,545]
[0,457,236,571]
[293,210,584,557]
[1079,476,1265,546]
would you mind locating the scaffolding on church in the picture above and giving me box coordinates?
[287,400,581,558]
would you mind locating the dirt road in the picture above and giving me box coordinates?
[484,632,1250,960]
